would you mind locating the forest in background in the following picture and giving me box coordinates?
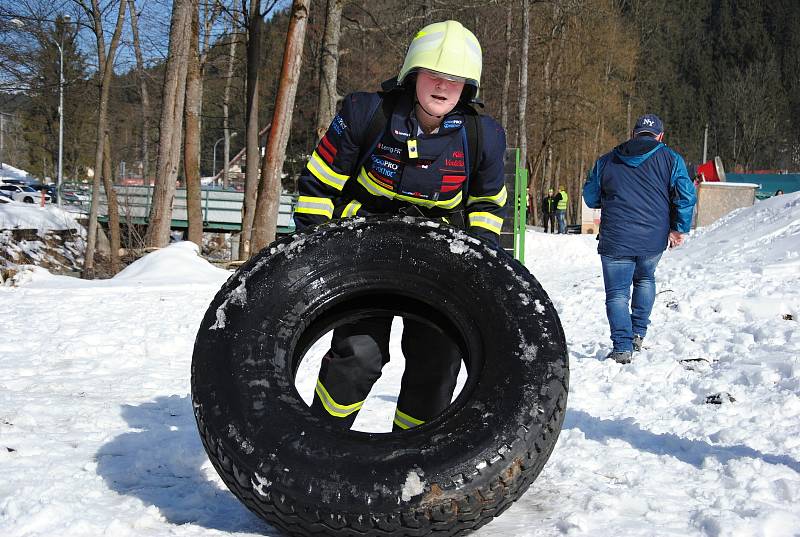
[0,0,798,260]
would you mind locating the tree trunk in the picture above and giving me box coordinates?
[251,0,310,253]
[184,2,203,246]
[240,0,263,260]
[543,5,555,194]
[501,4,512,139]
[145,0,194,248]
[222,13,240,190]
[83,0,127,279]
[102,133,121,273]
[314,0,344,140]
[529,154,539,226]
[128,0,151,190]
[626,93,632,136]
[517,0,529,174]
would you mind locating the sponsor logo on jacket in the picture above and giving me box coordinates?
[371,156,400,178]
[377,142,402,156]
[331,114,347,135]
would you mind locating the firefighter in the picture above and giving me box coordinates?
[541,187,558,233]
[294,20,507,431]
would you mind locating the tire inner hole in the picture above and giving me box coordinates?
[291,293,477,434]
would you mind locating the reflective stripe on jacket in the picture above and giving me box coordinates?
[294,91,507,243]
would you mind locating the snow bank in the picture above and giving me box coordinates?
[112,241,232,285]
[0,199,83,232]
[11,241,231,288]
[677,191,800,271]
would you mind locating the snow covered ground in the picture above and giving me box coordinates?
[1,193,799,536]
[0,199,84,233]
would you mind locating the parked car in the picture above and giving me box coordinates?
[0,183,51,203]
[28,183,58,202]
[61,188,89,205]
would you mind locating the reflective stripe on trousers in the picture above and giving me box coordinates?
[310,317,462,430]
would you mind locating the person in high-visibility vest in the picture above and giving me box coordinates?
[294,20,507,431]
[555,185,568,234]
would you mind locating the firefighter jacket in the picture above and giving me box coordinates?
[582,137,697,257]
[542,194,558,214]
[295,91,508,244]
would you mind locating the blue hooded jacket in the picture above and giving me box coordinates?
[582,137,697,257]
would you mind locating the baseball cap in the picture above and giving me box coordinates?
[633,114,664,136]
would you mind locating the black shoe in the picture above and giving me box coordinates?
[607,350,632,364]
[633,335,644,352]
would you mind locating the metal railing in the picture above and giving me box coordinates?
[65,184,296,234]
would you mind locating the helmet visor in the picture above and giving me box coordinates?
[417,68,467,84]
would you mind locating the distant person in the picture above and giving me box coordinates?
[541,187,558,233]
[582,113,697,364]
[555,185,568,233]
[775,189,784,196]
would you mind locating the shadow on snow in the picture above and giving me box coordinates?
[95,394,274,534]
[565,409,800,472]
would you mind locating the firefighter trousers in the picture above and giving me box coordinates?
[543,211,556,233]
[310,316,462,430]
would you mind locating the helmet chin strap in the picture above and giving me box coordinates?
[415,100,443,119]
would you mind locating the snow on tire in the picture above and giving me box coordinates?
[191,216,569,536]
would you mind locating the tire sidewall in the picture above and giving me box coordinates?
[192,217,568,514]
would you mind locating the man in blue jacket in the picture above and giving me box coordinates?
[582,114,696,364]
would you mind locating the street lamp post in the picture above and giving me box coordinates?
[55,15,71,208]
[15,15,73,204]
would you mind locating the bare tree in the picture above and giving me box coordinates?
[145,0,194,247]
[501,3,513,138]
[239,0,263,259]
[251,0,311,253]
[127,0,151,190]
[239,0,281,259]
[184,2,203,246]
[183,1,223,246]
[722,61,784,170]
[222,11,240,190]
[518,0,529,177]
[314,0,344,139]
[80,0,127,278]
[102,132,120,272]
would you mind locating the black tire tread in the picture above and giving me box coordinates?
[194,371,567,537]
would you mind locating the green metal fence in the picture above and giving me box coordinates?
[82,185,296,234]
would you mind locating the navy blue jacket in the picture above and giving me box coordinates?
[294,91,507,243]
[582,137,697,257]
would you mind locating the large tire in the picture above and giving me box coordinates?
[191,216,569,536]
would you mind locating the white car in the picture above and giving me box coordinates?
[0,183,51,204]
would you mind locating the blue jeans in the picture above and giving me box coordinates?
[600,253,663,352]
[556,210,567,234]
